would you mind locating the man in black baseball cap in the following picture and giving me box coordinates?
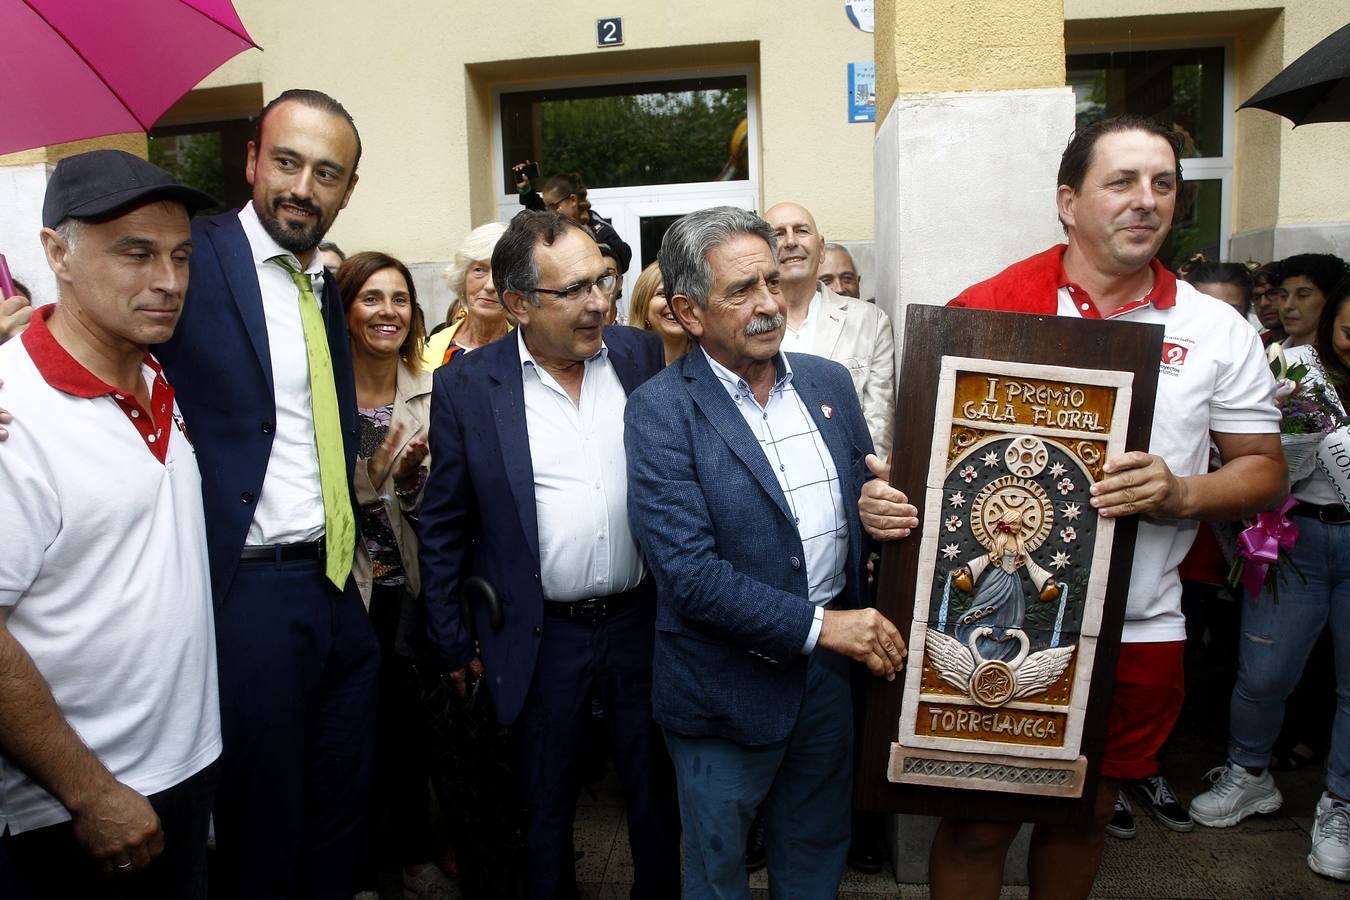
[41,148,216,229]
[0,148,221,899]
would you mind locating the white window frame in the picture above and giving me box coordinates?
[491,66,761,225]
[1064,38,1235,260]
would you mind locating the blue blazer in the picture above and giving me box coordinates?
[156,212,359,601]
[624,349,874,746]
[419,325,664,726]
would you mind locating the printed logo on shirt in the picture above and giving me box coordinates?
[172,411,192,446]
[1159,339,1193,377]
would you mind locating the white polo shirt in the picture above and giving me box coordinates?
[0,307,221,834]
[1057,276,1279,642]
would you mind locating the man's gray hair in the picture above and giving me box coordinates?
[658,206,777,309]
[54,217,84,252]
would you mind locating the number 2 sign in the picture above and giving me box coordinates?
[597,17,623,47]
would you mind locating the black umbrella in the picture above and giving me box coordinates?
[1239,22,1350,125]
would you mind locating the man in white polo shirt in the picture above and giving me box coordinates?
[932,115,1287,899]
[0,150,220,900]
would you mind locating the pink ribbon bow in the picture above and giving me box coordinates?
[1235,496,1300,598]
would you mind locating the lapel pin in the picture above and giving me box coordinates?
[821,403,834,419]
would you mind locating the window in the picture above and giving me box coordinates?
[1067,45,1233,268]
[499,76,749,194]
[148,123,253,216]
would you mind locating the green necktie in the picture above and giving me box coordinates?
[274,256,355,589]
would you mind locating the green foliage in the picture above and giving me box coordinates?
[532,88,746,189]
[149,132,228,209]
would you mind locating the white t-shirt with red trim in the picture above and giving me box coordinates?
[1060,273,1279,642]
[952,247,1279,642]
[0,307,221,835]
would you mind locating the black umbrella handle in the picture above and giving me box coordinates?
[460,575,504,633]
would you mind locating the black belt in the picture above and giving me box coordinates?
[543,589,643,624]
[240,540,326,562]
[1290,501,1350,525]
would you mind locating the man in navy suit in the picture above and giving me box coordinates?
[155,89,382,899]
[624,206,919,898]
[420,210,680,899]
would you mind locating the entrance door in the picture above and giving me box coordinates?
[493,71,759,320]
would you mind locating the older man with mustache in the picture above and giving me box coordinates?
[624,206,919,897]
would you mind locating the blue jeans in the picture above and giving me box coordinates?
[1228,514,1350,798]
[664,648,852,900]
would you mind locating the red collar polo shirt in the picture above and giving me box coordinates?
[951,245,1279,643]
[0,305,221,834]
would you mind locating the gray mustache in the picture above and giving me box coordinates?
[744,313,785,337]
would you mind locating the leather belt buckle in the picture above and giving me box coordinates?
[544,595,615,623]
[1320,504,1350,525]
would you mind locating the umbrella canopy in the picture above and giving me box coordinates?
[1239,21,1350,126]
[2,0,257,156]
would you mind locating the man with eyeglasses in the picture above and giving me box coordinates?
[1252,263,1287,346]
[419,210,679,899]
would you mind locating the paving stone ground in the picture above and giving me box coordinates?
[369,626,1343,898]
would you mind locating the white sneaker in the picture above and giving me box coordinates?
[1189,761,1283,828]
[1309,792,1350,881]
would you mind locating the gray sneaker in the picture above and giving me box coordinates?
[1309,792,1350,881]
[1189,761,1283,828]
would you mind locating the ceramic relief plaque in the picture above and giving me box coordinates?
[887,357,1135,798]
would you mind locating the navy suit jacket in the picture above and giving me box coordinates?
[156,211,359,601]
[624,349,874,747]
[419,325,664,726]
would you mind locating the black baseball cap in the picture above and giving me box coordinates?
[42,149,216,229]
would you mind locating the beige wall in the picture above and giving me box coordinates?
[195,1,880,263]
[9,1,1344,267]
[876,0,1065,116]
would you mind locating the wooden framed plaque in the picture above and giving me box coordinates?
[857,305,1163,823]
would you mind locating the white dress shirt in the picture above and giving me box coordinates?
[704,349,848,652]
[238,203,326,546]
[779,288,822,353]
[519,331,644,601]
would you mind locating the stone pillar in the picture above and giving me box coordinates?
[872,0,1074,339]
[0,134,147,305]
[871,0,1074,884]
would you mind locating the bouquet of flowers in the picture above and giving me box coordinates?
[1227,497,1301,603]
[1267,344,1347,480]
[1229,345,1349,601]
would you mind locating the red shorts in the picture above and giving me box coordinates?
[1100,641,1185,780]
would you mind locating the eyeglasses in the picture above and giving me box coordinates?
[530,273,617,303]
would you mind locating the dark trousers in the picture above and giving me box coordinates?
[510,586,681,900]
[211,557,380,900]
[355,582,435,889]
[664,648,853,899]
[2,760,219,900]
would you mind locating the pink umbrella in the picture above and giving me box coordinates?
[2,0,257,156]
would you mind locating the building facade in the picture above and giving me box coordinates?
[1,1,1346,324]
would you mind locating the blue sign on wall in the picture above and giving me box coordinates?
[849,62,876,123]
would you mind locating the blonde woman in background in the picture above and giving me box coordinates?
[628,261,690,367]
[421,222,510,370]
